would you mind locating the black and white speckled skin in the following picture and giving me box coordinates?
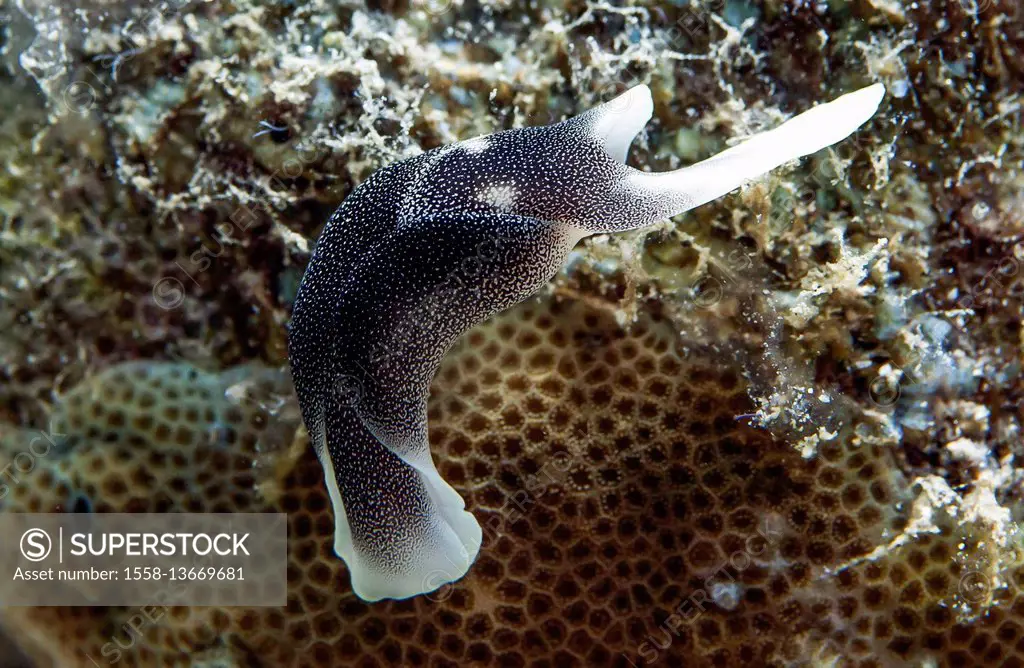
[287,83,885,601]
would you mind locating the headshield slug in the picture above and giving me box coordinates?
[287,83,886,601]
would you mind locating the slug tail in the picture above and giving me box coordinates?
[575,83,886,233]
[318,398,481,602]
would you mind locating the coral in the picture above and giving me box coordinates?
[2,297,1023,667]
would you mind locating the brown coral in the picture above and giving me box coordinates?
[2,296,1020,667]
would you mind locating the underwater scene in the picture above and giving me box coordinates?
[0,0,1022,666]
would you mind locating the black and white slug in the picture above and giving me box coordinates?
[287,83,885,602]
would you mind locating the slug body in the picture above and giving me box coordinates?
[288,83,885,602]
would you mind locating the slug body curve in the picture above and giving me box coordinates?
[288,83,885,601]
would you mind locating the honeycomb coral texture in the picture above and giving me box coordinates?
[2,299,1022,667]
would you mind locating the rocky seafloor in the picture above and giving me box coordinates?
[0,0,1022,666]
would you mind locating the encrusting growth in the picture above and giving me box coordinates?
[287,82,887,602]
